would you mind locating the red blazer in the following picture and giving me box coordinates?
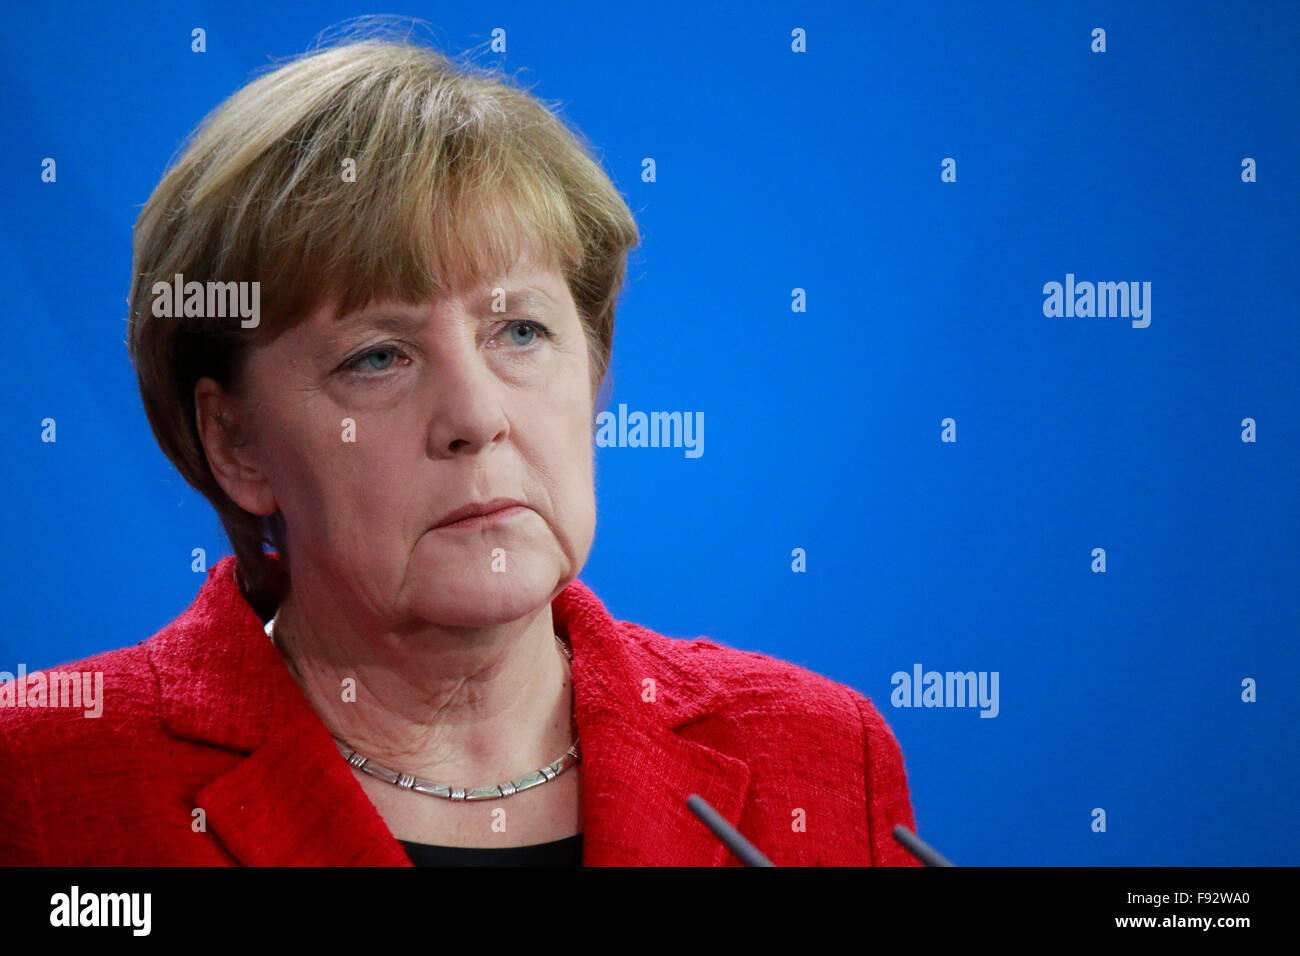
[0,555,920,866]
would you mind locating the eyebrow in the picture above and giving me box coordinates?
[333,311,425,334]
[492,287,555,313]
[334,287,557,332]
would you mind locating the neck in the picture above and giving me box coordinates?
[268,583,575,787]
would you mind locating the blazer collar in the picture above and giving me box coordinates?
[147,556,750,865]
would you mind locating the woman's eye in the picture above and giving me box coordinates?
[500,319,552,348]
[340,321,551,380]
[343,345,405,375]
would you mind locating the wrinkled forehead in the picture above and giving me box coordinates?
[250,234,574,354]
[347,250,568,314]
[312,280,571,347]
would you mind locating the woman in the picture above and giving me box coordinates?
[0,36,920,866]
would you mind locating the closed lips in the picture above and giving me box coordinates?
[433,498,527,528]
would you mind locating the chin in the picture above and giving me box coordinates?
[411,559,561,628]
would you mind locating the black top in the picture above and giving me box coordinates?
[398,833,583,867]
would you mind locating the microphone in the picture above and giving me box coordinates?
[686,794,774,866]
[892,825,955,866]
[687,794,956,867]
[691,790,956,868]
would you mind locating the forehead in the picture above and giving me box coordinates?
[313,260,574,333]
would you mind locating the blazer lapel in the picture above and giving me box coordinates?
[150,557,411,866]
[150,556,753,866]
[557,579,754,866]
[576,711,752,866]
[196,712,410,866]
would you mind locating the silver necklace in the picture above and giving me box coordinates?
[264,614,581,801]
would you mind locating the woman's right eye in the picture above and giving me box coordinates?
[342,344,408,376]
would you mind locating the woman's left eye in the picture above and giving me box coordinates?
[497,319,553,349]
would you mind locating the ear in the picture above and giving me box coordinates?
[194,376,278,518]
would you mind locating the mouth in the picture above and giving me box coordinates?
[433,498,530,531]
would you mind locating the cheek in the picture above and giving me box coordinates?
[268,412,382,515]
[529,390,593,497]
[556,386,595,471]
[266,431,338,522]
[562,406,598,526]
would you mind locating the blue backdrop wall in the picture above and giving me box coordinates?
[1,0,1295,866]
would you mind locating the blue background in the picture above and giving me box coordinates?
[0,1,1295,866]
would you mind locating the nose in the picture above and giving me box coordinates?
[424,333,511,457]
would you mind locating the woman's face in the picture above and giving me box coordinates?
[205,257,597,630]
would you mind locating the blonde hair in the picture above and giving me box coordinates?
[126,34,640,609]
